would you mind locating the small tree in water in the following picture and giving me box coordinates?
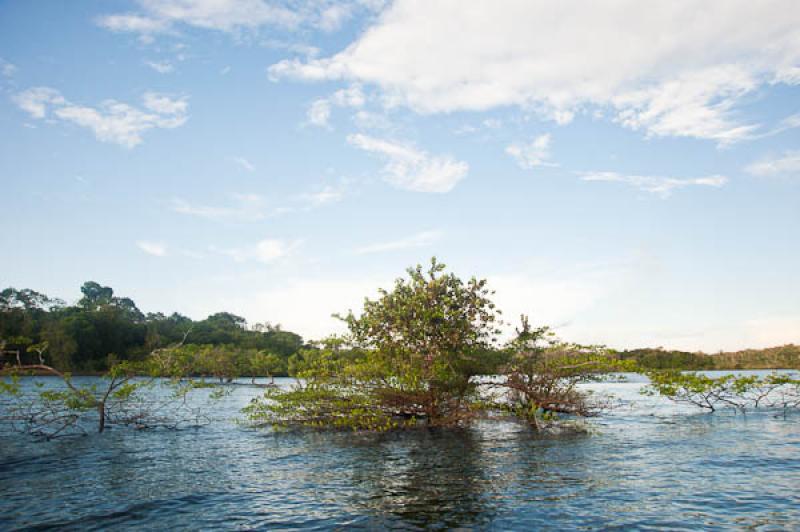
[644,370,800,413]
[497,315,629,431]
[0,333,218,439]
[246,258,503,430]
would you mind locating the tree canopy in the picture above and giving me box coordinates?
[0,281,305,374]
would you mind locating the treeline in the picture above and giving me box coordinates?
[2,283,798,375]
[0,282,304,373]
[618,345,800,370]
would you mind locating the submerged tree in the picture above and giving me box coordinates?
[0,333,218,439]
[497,315,629,431]
[644,370,800,413]
[247,258,503,430]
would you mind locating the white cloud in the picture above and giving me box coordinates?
[211,238,300,264]
[136,240,168,256]
[171,193,266,221]
[12,87,65,119]
[97,0,379,38]
[232,156,255,172]
[97,13,171,36]
[317,4,353,32]
[145,60,174,73]
[13,87,188,148]
[506,134,554,169]
[746,151,800,178]
[490,265,624,339]
[269,0,800,143]
[306,84,364,128]
[347,133,468,192]
[97,0,298,35]
[1,58,16,77]
[353,110,392,130]
[307,98,332,127]
[356,229,442,254]
[300,184,344,207]
[331,85,365,107]
[142,91,187,114]
[580,171,728,197]
[253,239,290,263]
[215,276,387,341]
[262,39,321,58]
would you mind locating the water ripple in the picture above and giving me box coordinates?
[1,375,799,530]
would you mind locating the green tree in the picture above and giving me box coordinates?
[248,258,502,430]
[248,351,284,384]
[500,315,629,430]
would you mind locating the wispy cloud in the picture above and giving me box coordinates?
[746,151,800,178]
[96,1,381,39]
[1,57,16,78]
[506,134,555,169]
[171,193,267,222]
[356,229,443,254]
[299,184,344,207]
[579,171,728,197]
[347,134,468,193]
[232,156,255,172]
[307,99,332,128]
[144,60,174,73]
[136,240,168,256]
[13,87,188,148]
[306,85,364,128]
[211,238,301,264]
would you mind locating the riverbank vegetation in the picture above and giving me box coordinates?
[0,282,303,374]
[2,283,797,380]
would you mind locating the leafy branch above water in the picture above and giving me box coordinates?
[643,370,800,413]
[0,332,223,439]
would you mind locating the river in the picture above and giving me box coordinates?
[1,371,799,530]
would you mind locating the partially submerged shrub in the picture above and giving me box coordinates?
[644,370,800,413]
[0,337,220,439]
[247,259,501,431]
[496,315,631,430]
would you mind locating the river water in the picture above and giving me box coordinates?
[1,372,799,530]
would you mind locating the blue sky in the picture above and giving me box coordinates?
[1,0,798,351]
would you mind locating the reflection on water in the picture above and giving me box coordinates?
[1,374,799,530]
[347,428,494,528]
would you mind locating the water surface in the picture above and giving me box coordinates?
[1,372,798,530]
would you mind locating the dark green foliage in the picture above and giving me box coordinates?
[619,345,800,370]
[619,348,715,370]
[0,282,305,374]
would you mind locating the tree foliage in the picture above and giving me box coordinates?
[0,281,304,374]
[495,315,631,430]
[0,338,222,439]
[644,370,800,413]
[248,258,503,430]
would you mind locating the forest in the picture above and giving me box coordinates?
[0,282,303,375]
[1,280,798,377]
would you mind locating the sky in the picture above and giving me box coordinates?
[1,0,799,352]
